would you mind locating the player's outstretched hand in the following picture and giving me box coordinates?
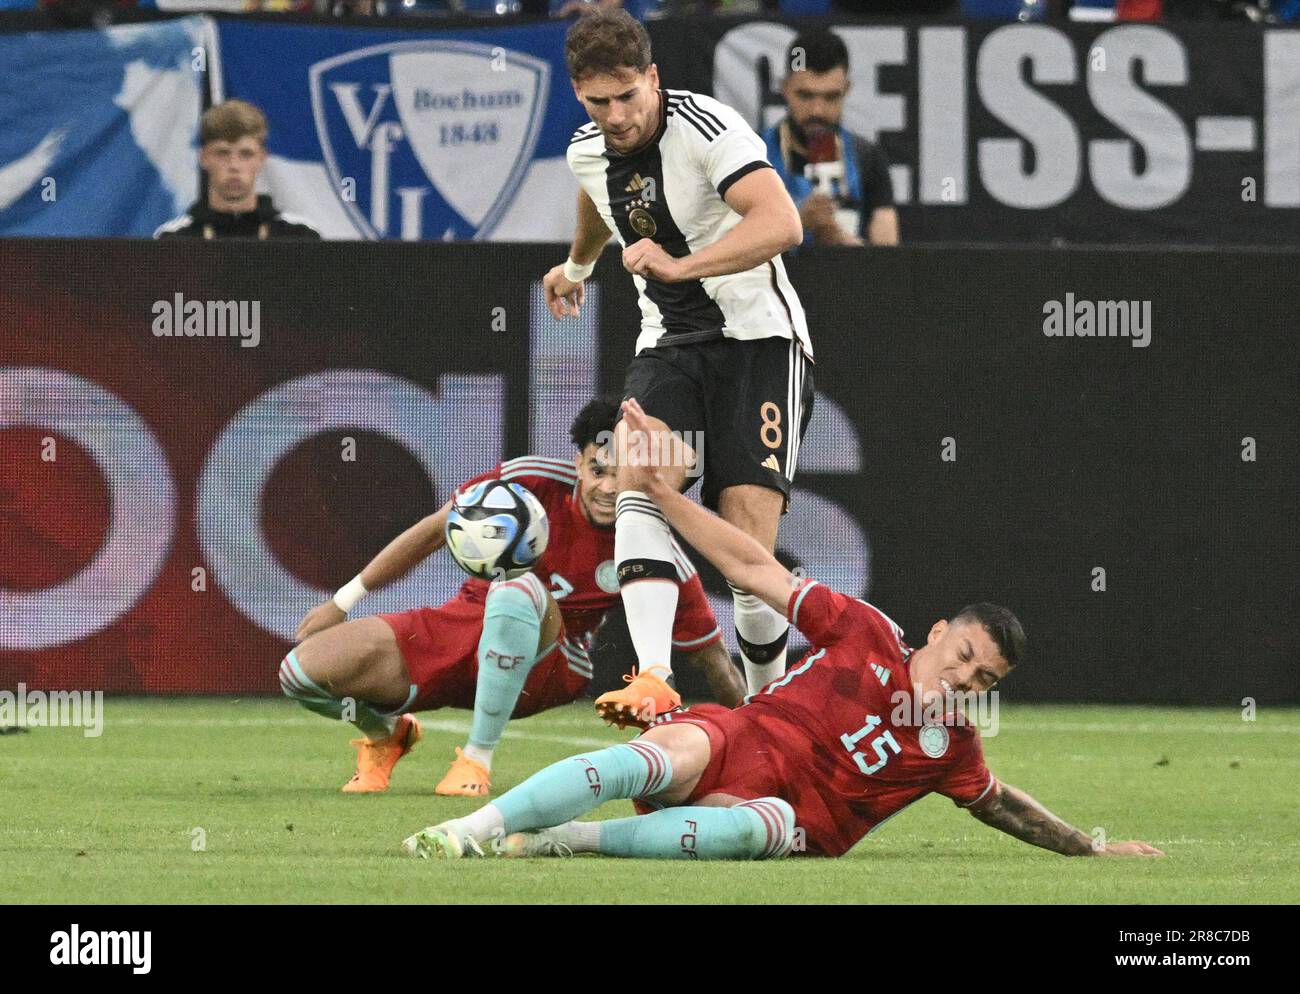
[1099,840,1166,857]
[295,601,347,642]
[543,263,584,319]
[620,397,664,493]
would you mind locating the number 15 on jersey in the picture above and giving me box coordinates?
[841,714,901,776]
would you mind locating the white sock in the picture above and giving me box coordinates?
[557,820,603,854]
[615,491,679,680]
[463,742,494,770]
[732,587,789,694]
[623,581,678,682]
[449,803,505,847]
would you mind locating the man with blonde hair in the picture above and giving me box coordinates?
[156,99,319,240]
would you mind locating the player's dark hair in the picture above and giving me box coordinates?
[569,396,621,453]
[565,9,653,82]
[951,602,1026,669]
[786,29,850,76]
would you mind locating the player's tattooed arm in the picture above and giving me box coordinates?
[970,781,1098,856]
[971,781,1164,856]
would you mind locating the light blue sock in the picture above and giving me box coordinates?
[278,650,393,738]
[492,741,673,833]
[593,797,796,860]
[468,579,545,751]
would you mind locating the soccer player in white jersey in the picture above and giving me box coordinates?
[542,10,814,726]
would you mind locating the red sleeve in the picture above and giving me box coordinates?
[454,462,504,495]
[936,731,998,810]
[672,574,722,651]
[786,580,856,647]
[787,579,908,654]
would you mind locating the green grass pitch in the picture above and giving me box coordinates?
[4,698,1298,904]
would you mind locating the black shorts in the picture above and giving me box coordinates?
[620,336,814,510]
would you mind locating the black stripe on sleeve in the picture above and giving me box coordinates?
[675,105,718,142]
[717,160,774,199]
[677,101,722,140]
[683,97,725,134]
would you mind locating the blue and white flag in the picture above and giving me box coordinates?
[0,18,204,236]
[213,19,588,241]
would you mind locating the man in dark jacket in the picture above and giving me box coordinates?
[156,100,320,240]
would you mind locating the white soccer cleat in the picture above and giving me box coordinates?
[492,826,576,859]
[401,823,485,860]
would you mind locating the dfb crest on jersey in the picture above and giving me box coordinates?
[309,41,549,241]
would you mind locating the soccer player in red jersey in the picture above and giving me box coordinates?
[280,398,743,797]
[400,399,1164,860]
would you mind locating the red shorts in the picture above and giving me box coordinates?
[639,703,848,857]
[379,594,590,716]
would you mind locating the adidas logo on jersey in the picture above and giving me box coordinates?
[762,454,780,472]
[625,172,647,194]
[871,663,890,686]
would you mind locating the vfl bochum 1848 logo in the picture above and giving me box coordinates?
[309,41,549,241]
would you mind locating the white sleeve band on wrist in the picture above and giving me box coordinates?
[563,257,595,283]
[333,576,368,613]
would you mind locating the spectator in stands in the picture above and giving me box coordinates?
[764,28,899,247]
[156,100,319,240]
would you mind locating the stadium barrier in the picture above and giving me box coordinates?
[1,238,1295,706]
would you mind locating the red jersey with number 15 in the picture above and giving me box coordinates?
[455,456,721,675]
[667,578,997,857]
[761,579,996,855]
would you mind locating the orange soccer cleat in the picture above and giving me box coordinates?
[594,667,681,730]
[435,747,492,798]
[341,714,421,793]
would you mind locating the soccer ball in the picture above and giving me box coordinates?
[445,480,549,581]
